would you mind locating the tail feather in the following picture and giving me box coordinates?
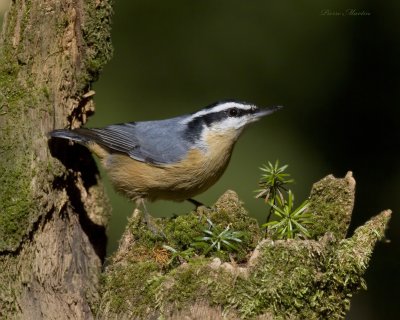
[49,128,110,158]
[48,128,97,145]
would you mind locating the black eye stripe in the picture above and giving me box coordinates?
[185,104,257,144]
[187,107,257,131]
[228,107,257,117]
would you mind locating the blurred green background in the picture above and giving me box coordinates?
[1,0,399,319]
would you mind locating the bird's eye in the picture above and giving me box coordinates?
[229,108,238,117]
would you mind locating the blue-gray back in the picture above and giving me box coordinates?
[90,115,201,165]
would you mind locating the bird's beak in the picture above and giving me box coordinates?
[247,105,283,124]
[255,105,284,118]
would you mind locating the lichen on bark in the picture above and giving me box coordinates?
[98,173,391,320]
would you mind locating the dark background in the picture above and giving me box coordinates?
[2,1,399,319]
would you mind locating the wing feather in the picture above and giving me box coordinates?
[77,118,191,165]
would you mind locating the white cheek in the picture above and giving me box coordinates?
[209,118,247,137]
[229,117,250,130]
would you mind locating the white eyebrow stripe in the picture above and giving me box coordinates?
[194,102,252,116]
[180,102,254,124]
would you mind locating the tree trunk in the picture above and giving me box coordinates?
[0,0,112,319]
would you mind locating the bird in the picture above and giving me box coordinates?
[49,100,282,214]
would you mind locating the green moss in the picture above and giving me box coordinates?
[0,43,39,251]
[0,158,34,250]
[0,51,23,107]
[98,180,391,319]
[308,173,355,239]
[207,205,261,262]
[0,39,47,253]
[233,240,330,319]
[161,191,261,262]
[161,262,210,310]
[164,213,205,248]
[128,212,166,250]
[0,1,51,251]
[100,260,163,317]
[81,0,113,86]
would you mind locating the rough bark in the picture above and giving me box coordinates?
[0,0,112,319]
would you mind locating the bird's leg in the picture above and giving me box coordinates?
[136,198,165,238]
[137,198,150,225]
[187,198,205,209]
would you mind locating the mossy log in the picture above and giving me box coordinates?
[0,0,112,318]
[99,173,391,320]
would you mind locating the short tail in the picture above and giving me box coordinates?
[48,128,97,145]
[49,128,110,158]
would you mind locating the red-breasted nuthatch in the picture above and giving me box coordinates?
[49,101,282,208]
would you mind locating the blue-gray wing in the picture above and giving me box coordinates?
[88,118,192,165]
